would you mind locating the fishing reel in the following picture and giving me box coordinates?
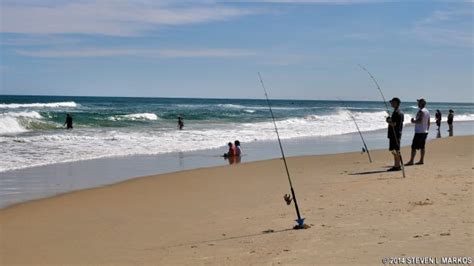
[361,147,366,154]
[283,194,293,205]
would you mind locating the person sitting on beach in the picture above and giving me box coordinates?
[178,116,184,130]
[386,97,404,172]
[224,142,240,165]
[406,98,430,166]
[224,142,235,158]
[64,114,73,129]
[435,109,442,131]
[447,109,454,136]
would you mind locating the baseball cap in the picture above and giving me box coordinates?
[389,97,401,104]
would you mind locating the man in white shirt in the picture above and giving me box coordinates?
[406,98,430,165]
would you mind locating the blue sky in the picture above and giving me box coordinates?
[0,0,472,102]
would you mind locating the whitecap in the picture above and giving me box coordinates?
[109,113,159,121]
[0,101,78,109]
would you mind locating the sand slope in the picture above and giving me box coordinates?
[1,136,473,265]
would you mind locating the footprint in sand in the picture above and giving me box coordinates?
[408,199,434,210]
[440,232,451,236]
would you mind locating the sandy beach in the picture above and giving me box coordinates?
[1,135,472,265]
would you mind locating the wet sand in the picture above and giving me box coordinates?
[2,121,472,209]
[1,136,472,265]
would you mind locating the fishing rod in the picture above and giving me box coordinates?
[358,64,406,177]
[258,72,306,229]
[337,98,372,163]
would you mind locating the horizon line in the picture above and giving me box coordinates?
[0,93,473,104]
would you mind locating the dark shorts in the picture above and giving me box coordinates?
[389,137,401,151]
[411,133,428,150]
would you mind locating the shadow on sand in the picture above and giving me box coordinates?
[162,228,296,250]
[349,170,391,176]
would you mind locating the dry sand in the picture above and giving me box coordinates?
[1,136,473,265]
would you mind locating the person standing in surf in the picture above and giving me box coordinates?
[406,98,430,165]
[435,109,442,131]
[447,109,454,136]
[64,114,73,129]
[177,116,184,130]
[386,97,404,171]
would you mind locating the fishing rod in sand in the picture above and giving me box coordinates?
[258,72,306,229]
[358,64,406,178]
[337,98,372,163]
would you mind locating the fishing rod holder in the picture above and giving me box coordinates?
[294,218,307,230]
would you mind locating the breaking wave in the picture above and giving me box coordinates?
[0,101,78,109]
[109,113,159,121]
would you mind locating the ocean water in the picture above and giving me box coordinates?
[1,95,473,173]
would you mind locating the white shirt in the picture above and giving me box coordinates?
[235,146,241,156]
[415,108,430,133]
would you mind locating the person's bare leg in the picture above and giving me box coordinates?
[406,149,416,165]
[416,149,425,164]
[394,152,401,168]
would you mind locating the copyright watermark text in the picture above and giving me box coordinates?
[382,256,472,265]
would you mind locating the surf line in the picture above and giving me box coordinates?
[337,98,373,163]
[358,64,406,178]
[257,72,307,229]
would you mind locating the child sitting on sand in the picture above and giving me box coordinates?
[224,142,235,158]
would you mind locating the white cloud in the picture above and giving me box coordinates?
[15,48,256,58]
[158,49,256,58]
[227,0,382,3]
[1,0,259,36]
[413,8,473,47]
[0,36,81,46]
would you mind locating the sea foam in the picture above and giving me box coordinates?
[0,111,44,134]
[109,113,159,121]
[0,101,78,109]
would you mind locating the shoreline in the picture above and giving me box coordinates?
[1,135,472,264]
[2,119,473,174]
[1,121,473,209]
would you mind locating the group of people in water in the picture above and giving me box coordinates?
[435,109,455,136]
[224,140,242,164]
[63,100,457,169]
[386,97,455,172]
